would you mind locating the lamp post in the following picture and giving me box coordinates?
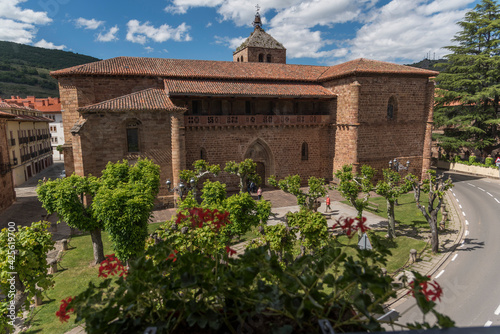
[388,158,410,172]
[166,178,197,205]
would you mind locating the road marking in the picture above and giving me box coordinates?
[453,192,456,197]
[462,211,466,216]
[465,220,469,225]
[465,230,469,236]
[478,187,485,191]
[495,304,500,315]
[459,204,462,209]
[487,192,493,197]
[485,321,492,327]
[452,254,458,261]
[467,183,475,187]
[435,270,445,279]
[456,198,460,203]
[495,198,500,204]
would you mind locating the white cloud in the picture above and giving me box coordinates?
[145,46,154,53]
[165,0,224,14]
[75,17,104,30]
[0,0,51,44]
[34,39,66,50]
[214,35,245,49]
[97,25,119,42]
[126,20,192,44]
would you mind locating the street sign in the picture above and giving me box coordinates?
[358,233,372,250]
[496,157,500,163]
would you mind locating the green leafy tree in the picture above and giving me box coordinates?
[93,159,160,262]
[56,145,63,154]
[287,209,329,256]
[406,170,454,253]
[0,221,54,332]
[334,164,376,219]
[179,160,221,184]
[224,159,261,193]
[434,0,500,156]
[268,175,328,211]
[375,169,413,239]
[37,174,104,264]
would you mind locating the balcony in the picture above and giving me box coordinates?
[19,137,29,145]
[9,138,15,146]
[12,157,18,166]
[184,114,330,128]
[0,163,11,175]
[29,136,36,142]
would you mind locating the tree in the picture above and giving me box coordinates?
[406,170,454,253]
[435,0,500,156]
[224,159,261,193]
[375,169,413,239]
[93,159,160,262]
[178,160,220,200]
[334,164,376,219]
[268,175,328,211]
[37,174,105,264]
[0,221,54,332]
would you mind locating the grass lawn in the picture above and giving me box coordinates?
[25,223,162,334]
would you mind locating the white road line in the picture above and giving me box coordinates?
[456,198,460,202]
[485,321,492,327]
[495,198,500,204]
[435,270,445,279]
[495,304,500,316]
[465,220,469,225]
[452,254,458,261]
[462,211,466,216]
[478,187,485,191]
[487,192,493,197]
[459,204,462,209]
[453,193,456,197]
[465,230,470,236]
[459,243,465,248]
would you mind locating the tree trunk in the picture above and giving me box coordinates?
[387,200,396,239]
[13,274,28,315]
[428,208,440,253]
[90,228,105,265]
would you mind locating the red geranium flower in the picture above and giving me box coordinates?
[167,249,179,262]
[98,254,127,278]
[408,276,443,302]
[225,245,237,256]
[55,297,74,323]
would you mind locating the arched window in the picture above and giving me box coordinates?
[266,54,272,62]
[237,58,240,62]
[200,147,207,160]
[258,54,264,62]
[301,142,309,161]
[387,96,397,120]
[126,119,141,152]
[241,56,244,62]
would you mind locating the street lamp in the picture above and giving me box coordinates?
[165,178,197,200]
[388,158,410,172]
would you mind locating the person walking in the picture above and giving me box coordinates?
[257,187,262,200]
[325,195,331,213]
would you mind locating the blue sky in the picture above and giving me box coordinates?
[0,0,481,66]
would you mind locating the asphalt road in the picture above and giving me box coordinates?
[393,172,500,329]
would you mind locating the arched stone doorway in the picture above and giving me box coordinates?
[244,139,274,186]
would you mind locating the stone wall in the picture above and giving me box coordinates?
[233,47,286,64]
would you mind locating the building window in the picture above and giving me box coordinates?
[200,148,207,160]
[126,120,141,153]
[266,54,272,62]
[301,142,309,161]
[245,101,252,115]
[258,54,264,62]
[387,96,397,120]
[192,100,201,115]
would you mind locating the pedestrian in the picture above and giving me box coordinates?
[325,195,331,213]
[257,187,262,200]
[42,177,47,182]
[250,181,256,193]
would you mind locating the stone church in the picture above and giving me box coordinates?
[51,13,437,197]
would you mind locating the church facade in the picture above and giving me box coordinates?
[51,16,437,198]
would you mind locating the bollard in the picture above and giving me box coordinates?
[48,259,58,274]
[440,212,448,230]
[34,291,43,306]
[61,239,68,251]
[409,249,417,263]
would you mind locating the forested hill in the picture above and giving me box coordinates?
[406,58,448,72]
[0,41,100,98]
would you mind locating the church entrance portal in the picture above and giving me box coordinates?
[244,139,273,186]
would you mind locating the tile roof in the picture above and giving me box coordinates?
[78,88,187,113]
[318,58,438,81]
[235,27,285,53]
[51,57,438,83]
[0,111,16,118]
[164,79,335,98]
[51,57,329,82]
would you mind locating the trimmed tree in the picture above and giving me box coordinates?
[224,159,261,193]
[37,174,105,264]
[0,221,54,332]
[375,169,413,239]
[434,0,500,156]
[406,170,454,253]
[334,164,376,219]
[268,175,328,212]
[93,159,160,263]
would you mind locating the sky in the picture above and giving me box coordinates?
[0,0,482,66]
